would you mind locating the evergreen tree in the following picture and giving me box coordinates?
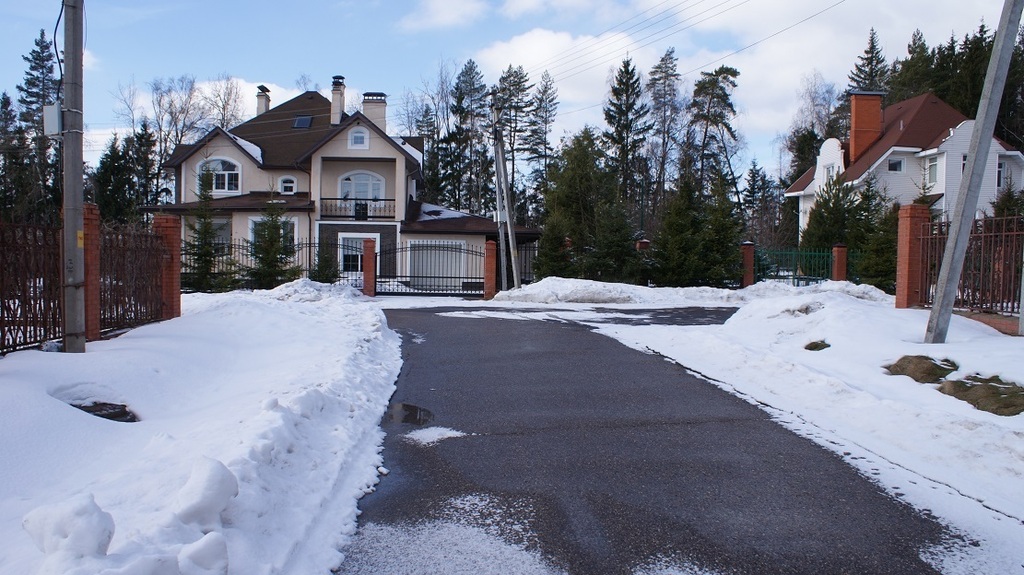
[183,171,237,292]
[603,58,652,217]
[415,103,443,205]
[652,175,704,287]
[129,119,161,206]
[857,202,900,293]
[699,172,744,287]
[584,199,641,283]
[991,177,1024,216]
[91,135,139,224]
[888,30,934,103]
[494,65,533,221]
[246,199,301,290]
[783,127,823,187]
[441,60,494,215]
[16,29,61,224]
[646,48,684,235]
[0,92,30,223]
[523,71,559,225]
[741,159,789,249]
[801,176,885,252]
[308,241,341,284]
[848,28,890,92]
[687,65,740,197]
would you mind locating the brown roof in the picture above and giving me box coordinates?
[141,191,315,214]
[401,200,540,240]
[786,167,815,195]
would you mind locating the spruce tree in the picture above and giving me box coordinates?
[652,176,704,287]
[246,199,301,290]
[183,171,237,292]
[603,58,652,215]
[888,30,934,103]
[848,28,890,92]
[699,172,743,287]
[91,136,139,224]
[16,29,61,224]
[523,71,559,224]
[129,119,161,206]
[442,60,493,215]
[0,92,29,223]
[857,202,900,293]
[308,241,341,284]
[586,199,640,283]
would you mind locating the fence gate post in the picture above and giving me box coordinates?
[740,241,755,288]
[83,203,101,340]
[362,238,376,297]
[484,240,497,299]
[831,244,848,282]
[896,203,932,308]
[153,214,182,320]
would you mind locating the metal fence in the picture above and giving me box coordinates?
[754,249,833,286]
[100,226,166,331]
[1,224,63,353]
[921,216,1024,315]
[377,241,487,296]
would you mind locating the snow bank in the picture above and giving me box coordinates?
[0,280,402,575]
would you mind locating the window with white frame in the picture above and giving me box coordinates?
[340,237,364,273]
[349,127,369,149]
[824,164,836,180]
[926,156,939,185]
[279,176,297,195]
[998,161,1006,189]
[199,158,240,195]
[888,158,904,173]
[212,217,232,247]
[339,172,384,199]
[249,216,297,251]
[962,154,968,173]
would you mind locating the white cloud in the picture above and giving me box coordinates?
[83,48,98,72]
[398,0,488,31]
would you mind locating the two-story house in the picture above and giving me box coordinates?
[159,76,531,284]
[786,91,1024,234]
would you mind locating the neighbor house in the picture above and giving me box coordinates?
[157,76,536,286]
[785,91,1024,234]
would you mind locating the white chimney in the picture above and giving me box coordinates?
[331,76,345,125]
[256,85,270,115]
[362,92,387,133]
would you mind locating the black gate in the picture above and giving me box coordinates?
[376,241,485,297]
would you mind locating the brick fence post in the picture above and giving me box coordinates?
[831,244,848,282]
[83,203,101,340]
[484,240,497,300]
[740,241,755,288]
[153,214,181,320]
[362,238,376,297]
[896,203,931,308]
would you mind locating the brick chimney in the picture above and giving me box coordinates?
[256,85,270,116]
[362,92,387,133]
[849,91,884,163]
[331,75,346,125]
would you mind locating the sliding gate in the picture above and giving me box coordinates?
[376,240,486,297]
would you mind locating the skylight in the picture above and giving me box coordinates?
[293,115,313,129]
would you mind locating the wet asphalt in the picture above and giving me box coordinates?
[342,307,948,575]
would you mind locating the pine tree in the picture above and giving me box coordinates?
[16,29,61,224]
[857,202,900,293]
[523,71,559,225]
[0,92,30,222]
[687,65,740,197]
[442,60,493,215]
[494,65,533,221]
[848,28,890,92]
[699,172,743,287]
[129,119,161,206]
[91,135,139,224]
[646,48,683,235]
[246,199,301,290]
[652,175,704,287]
[603,58,653,216]
[183,171,237,292]
[888,30,934,103]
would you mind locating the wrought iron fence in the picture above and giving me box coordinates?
[377,241,486,296]
[320,198,396,220]
[100,225,165,331]
[181,241,361,291]
[1,224,63,354]
[754,249,833,286]
[921,216,1024,314]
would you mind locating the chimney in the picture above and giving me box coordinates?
[849,91,884,164]
[362,92,387,133]
[331,75,345,125]
[256,85,270,116]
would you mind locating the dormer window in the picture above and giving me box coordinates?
[349,127,369,149]
[199,158,240,195]
[279,176,297,195]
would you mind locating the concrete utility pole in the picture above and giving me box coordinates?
[62,0,86,353]
[490,101,522,290]
[925,0,1024,343]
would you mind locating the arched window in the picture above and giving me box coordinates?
[279,176,297,195]
[339,172,384,200]
[199,158,240,195]
[348,127,369,149]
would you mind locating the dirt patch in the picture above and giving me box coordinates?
[885,355,957,383]
[938,376,1024,417]
[72,401,139,422]
[804,340,831,351]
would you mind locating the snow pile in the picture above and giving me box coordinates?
[0,280,401,575]
[403,427,468,446]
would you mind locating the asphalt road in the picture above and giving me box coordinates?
[338,307,948,575]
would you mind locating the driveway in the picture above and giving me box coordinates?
[336,307,947,575]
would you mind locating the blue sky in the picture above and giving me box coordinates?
[0,0,1008,178]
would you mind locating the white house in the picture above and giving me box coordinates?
[786,91,1024,233]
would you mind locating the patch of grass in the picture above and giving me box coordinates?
[885,355,958,383]
[805,340,831,351]
[938,376,1024,417]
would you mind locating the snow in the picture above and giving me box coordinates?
[2,276,1023,574]
[414,201,475,221]
[227,133,262,165]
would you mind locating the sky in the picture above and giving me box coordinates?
[1,277,1022,573]
[0,0,1011,181]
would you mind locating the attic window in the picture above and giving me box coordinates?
[349,127,369,149]
[293,115,313,129]
[888,159,904,173]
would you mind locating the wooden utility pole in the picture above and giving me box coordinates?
[925,0,1024,343]
[62,0,86,353]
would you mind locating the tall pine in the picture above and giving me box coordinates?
[603,58,652,222]
[16,29,61,224]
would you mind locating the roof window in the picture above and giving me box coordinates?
[293,115,313,129]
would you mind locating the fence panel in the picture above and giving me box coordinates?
[754,249,833,286]
[1,224,63,354]
[100,226,166,331]
[921,216,1024,314]
[377,241,486,296]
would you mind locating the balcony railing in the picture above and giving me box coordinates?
[320,198,396,220]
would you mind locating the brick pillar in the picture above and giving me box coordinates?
[484,240,497,300]
[83,203,101,340]
[740,241,755,288]
[831,244,848,282]
[896,203,931,308]
[361,238,376,297]
[153,214,182,320]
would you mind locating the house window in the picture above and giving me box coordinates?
[349,127,369,149]
[279,176,297,195]
[824,164,836,180]
[249,216,297,251]
[962,154,968,173]
[998,161,1006,189]
[212,217,232,247]
[199,159,240,195]
[926,156,938,185]
[888,159,904,173]
[339,172,384,200]
[293,115,312,129]
[340,237,364,273]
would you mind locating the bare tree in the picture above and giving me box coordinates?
[794,70,840,137]
[113,78,141,133]
[396,89,426,136]
[203,73,245,129]
[149,75,212,168]
[295,73,314,91]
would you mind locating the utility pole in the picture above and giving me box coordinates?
[490,99,522,290]
[925,0,1024,344]
[62,0,86,353]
